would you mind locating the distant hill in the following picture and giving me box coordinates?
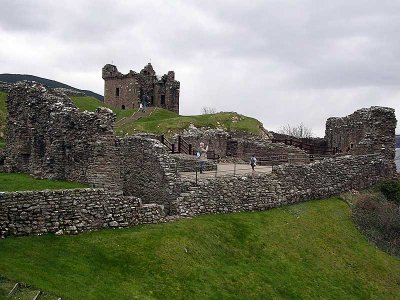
[396,135,400,148]
[0,73,103,101]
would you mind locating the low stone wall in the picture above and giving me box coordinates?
[171,154,396,217]
[171,153,217,172]
[0,188,165,238]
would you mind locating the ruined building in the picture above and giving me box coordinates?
[102,63,180,114]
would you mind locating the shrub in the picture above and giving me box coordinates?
[352,192,400,257]
[378,180,400,204]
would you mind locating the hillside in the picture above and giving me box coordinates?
[0,198,399,299]
[0,74,103,101]
[71,96,264,136]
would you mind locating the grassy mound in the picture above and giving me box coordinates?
[0,198,399,299]
[0,173,88,192]
[70,96,134,121]
[116,109,263,136]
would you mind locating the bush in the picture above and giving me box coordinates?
[378,180,400,204]
[352,192,400,257]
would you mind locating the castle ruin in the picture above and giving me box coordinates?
[102,63,180,113]
[0,81,397,238]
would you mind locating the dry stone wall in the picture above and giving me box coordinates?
[4,82,121,190]
[0,188,165,238]
[171,154,396,217]
[325,106,396,159]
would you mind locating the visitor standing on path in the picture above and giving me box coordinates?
[198,142,208,174]
[141,94,149,112]
[250,154,257,172]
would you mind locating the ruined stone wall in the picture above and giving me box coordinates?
[103,64,180,114]
[0,189,165,238]
[104,75,139,110]
[4,82,121,190]
[227,137,308,164]
[118,136,183,212]
[171,154,396,216]
[180,127,229,158]
[325,106,396,159]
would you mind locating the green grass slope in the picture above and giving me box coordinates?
[71,95,264,136]
[117,109,263,136]
[0,198,399,299]
[0,173,88,192]
[70,96,134,121]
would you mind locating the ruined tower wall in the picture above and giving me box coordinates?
[104,76,139,110]
[4,82,121,190]
[102,64,180,114]
[325,106,396,159]
[118,136,182,213]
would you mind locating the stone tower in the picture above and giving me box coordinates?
[102,63,180,114]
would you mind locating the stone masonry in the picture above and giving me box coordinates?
[171,153,396,217]
[0,81,397,239]
[325,106,396,159]
[102,63,180,113]
[4,82,122,190]
[0,188,165,239]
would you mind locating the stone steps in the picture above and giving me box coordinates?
[0,276,61,300]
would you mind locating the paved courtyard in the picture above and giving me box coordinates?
[179,163,272,179]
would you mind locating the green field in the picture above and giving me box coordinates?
[0,198,398,299]
[0,173,88,192]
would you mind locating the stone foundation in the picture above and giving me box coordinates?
[0,188,165,238]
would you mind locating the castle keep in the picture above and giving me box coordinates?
[102,63,180,113]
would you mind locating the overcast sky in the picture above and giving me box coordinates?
[1,0,399,136]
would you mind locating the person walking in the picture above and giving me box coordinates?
[250,154,257,172]
[198,142,208,174]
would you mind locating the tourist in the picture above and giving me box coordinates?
[141,94,148,111]
[250,154,257,172]
[198,142,208,174]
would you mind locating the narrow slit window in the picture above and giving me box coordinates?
[116,88,120,96]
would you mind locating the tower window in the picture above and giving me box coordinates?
[116,88,120,96]
[161,95,165,106]
[121,105,125,110]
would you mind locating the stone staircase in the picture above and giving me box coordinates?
[115,107,157,127]
[0,277,61,300]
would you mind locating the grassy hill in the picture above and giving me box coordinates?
[70,96,264,136]
[0,74,103,101]
[0,198,398,299]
